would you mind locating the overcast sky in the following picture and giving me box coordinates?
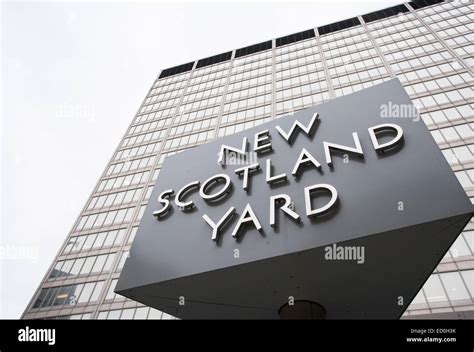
[1,0,399,319]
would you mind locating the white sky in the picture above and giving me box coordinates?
[1,0,399,318]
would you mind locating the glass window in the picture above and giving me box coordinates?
[84,215,97,229]
[431,130,444,144]
[103,193,116,207]
[69,283,84,306]
[455,171,473,188]
[94,213,107,228]
[42,287,59,308]
[102,254,115,272]
[105,279,118,300]
[95,195,106,209]
[460,270,474,298]
[430,110,448,124]
[93,232,107,249]
[107,310,121,320]
[423,274,447,303]
[70,258,85,276]
[82,234,97,251]
[77,282,95,304]
[123,190,134,203]
[456,124,474,139]
[134,307,149,319]
[450,234,472,259]
[120,308,135,319]
[91,255,107,273]
[49,261,64,279]
[117,251,129,270]
[453,146,474,163]
[68,236,86,253]
[103,210,117,226]
[162,312,175,320]
[97,311,108,319]
[410,289,426,305]
[114,229,126,246]
[112,209,128,223]
[136,206,146,221]
[440,127,459,142]
[103,231,117,247]
[89,281,104,302]
[440,272,470,301]
[148,308,163,320]
[114,191,126,205]
[124,208,134,222]
[80,256,96,275]
[33,288,49,308]
[464,231,474,253]
[52,286,73,307]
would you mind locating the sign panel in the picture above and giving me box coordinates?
[116,79,472,319]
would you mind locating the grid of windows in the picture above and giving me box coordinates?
[96,307,176,320]
[275,38,331,115]
[23,1,474,320]
[409,270,474,310]
[75,207,135,232]
[219,49,273,133]
[62,229,127,254]
[48,253,116,280]
[32,281,105,310]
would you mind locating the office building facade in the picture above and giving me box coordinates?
[22,0,473,319]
